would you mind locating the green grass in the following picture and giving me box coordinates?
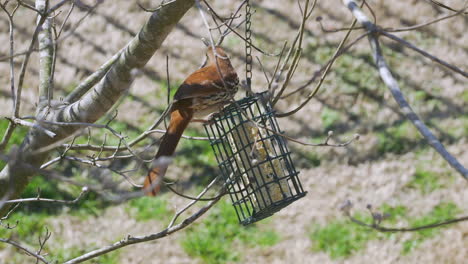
[0,119,29,170]
[406,168,442,194]
[320,107,341,131]
[16,174,106,218]
[294,149,321,169]
[173,127,218,186]
[461,90,468,103]
[0,195,116,263]
[310,214,376,259]
[379,204,408,223]
[127,196,172,223]
[177,128,216,166]
[310,204,407,259]
[376,121,421,155]
[52,245,120,264]
[0,210,49,239]
[310,202,459,258]
[2,241,120,264]
[152,79,180,101]
[445,116,468,139]
[402,202,459,254]
[181,200,280,264]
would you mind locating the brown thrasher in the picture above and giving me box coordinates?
[143,46,239,196]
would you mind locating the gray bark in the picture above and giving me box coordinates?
[0,0,195,216]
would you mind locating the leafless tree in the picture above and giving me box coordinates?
[0,0,466,262]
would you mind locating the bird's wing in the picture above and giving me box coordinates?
[173,66,238,102]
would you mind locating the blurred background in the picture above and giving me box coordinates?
[0,0,467,263]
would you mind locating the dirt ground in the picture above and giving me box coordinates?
[0,0,467,263]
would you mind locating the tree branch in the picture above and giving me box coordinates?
[36,0,54,105]
[276,15,360,117]
[4,186,88,204]
[0,0,196,217]
[0,2,19,151]
[380,31,467,78]
[0,238,50,264]
[342,0,468,179]
[63,188,223,264]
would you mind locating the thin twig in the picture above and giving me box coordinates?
[36,228,52,264]
[0,238,50,264]
[63,189,224,264]
[56,1,75,38]
[285,130,360,147]
[380,31,467,78]
[4,187,89,204]
[0,2,19,151]
[0,203,20,229]
[385,7,467,32]
[342,201,468,233]
[168,174,225,228]
[348,211,468,232]
[424,0,468,14]
[14,6,50,119]
[271,0,316,105]
[277,14,360,117]
[280,32,368,99]
[202,0,279,56]
[5,117,56,138]
[342,0,468,179]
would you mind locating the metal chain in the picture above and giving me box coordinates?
[245,0,253,95]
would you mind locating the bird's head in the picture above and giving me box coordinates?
[206,46,229,64]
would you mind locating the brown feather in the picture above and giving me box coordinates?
[143,46,238,196]
[143,101,193,195]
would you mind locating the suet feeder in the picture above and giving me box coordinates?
[204,92,307,225]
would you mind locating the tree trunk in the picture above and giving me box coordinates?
[0,0,195,216]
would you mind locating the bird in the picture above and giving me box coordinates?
[143,46,239,196]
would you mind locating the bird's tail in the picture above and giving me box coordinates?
[143,104,193,196]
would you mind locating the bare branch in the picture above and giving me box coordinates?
[202,0,278,56]
[424,0,468,14]
[271,0,317,105]
[0,238,50,264]
[349,213,468,232]
[36,228,52,264]
[342,0,468,179]
[380,31,467,78]
[0,203,20,229]
[280,32,368,99]
[276,15,360,117]
[65,49,122,103]
[5,117,56,138]
[0,2,18,151]
[342,201,468,233]
[316,16,364,32]
[14,7,49,119]
[63,189,223,264]
[17,0,43,14]
[56,1,75,38]
[285,130,360,147]
[0,0,196,217]
[168,174,225,227]
[385,7,467,32]
[4,186,89,204]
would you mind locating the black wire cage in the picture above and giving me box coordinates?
[204,92,307,225]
